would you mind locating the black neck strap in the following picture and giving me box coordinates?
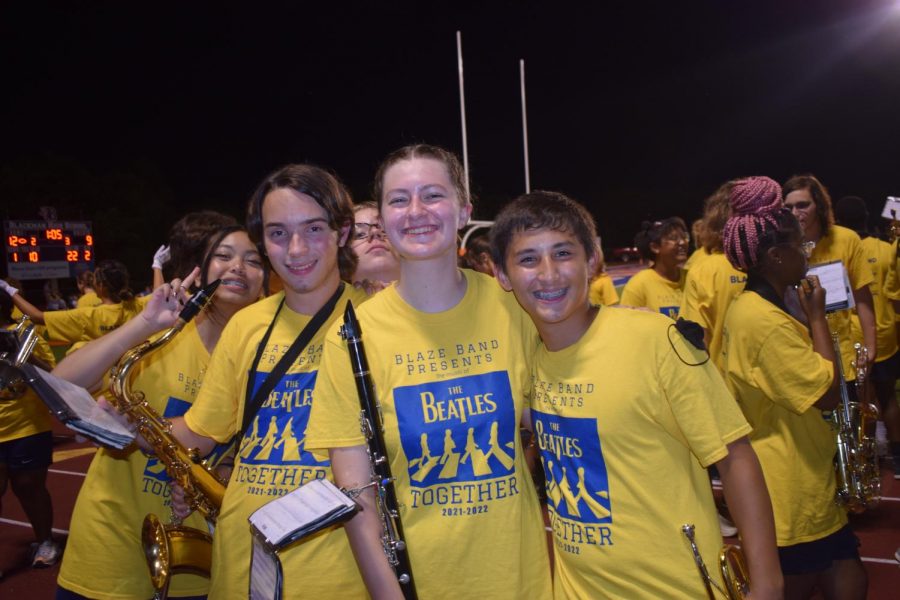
[744,272,788,314]
[240,283,345,437]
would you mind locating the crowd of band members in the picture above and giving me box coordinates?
[2,149,897,599]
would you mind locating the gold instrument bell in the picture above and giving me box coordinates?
[143,513,214,595]
[682,523,750,599]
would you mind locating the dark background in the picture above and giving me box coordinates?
[3,0,900,290]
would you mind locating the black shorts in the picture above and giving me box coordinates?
[778,524,860,576]
[56,586,206,600]
[871,350,900,384]
[0,430,53,470]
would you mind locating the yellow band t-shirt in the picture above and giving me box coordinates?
[722,290,845,546]
[619,268,685,319]
[532,306,750,599]
[184,288,368,599]
[306,271,552,599]
[58,320,225,599]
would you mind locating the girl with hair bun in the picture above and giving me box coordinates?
[619,217,689,319]
[720,176,867,599]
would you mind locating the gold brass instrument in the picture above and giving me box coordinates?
[831,333,881,512]
[0,317,40,400]
[0,316,38,401]
[142,513,213,592]
[108,280,226,600]
[682,524,749,599]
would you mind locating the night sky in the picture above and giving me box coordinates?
[3,0,900,283]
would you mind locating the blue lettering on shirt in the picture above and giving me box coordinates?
[532,410,612,524]
[239,371,327,466]
[396,371,516,487]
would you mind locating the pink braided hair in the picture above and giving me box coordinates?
[722,176,784,271]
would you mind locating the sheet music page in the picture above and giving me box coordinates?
[248,478,357,547]
[249,535,281,600]
[880,196,900,221]
[806,260,851,312]
[28,366,133,436]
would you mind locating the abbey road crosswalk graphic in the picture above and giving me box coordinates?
[241,371,327,466]
[532,411,613,523]
[396,371,517,487]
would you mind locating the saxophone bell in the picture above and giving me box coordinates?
[142,513,213,600]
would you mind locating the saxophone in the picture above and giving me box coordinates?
[0,316,40,400]
[832,333,881,513]
[107,279,226,600]
[339,301,418,600]
[682,523,749,599]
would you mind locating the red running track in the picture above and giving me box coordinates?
[2,422,898,598]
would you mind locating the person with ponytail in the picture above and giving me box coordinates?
[0,260,142,355]
[619,217,689,319]
[75,270,101,308]
[721,176,867,599]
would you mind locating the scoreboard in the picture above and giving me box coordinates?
[4,220,95,280]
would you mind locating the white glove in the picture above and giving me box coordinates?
[152,245,171,270]
[0,280,18,297]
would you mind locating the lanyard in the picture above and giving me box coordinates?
[240,283,344,438]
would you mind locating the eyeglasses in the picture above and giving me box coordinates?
[352,222,385,242]
[786,200,813,211]
[662,234,689,244]
[777,240,816,257]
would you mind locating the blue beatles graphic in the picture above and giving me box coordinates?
[396,371,516,486]
[660,306,680,319]
[532,410,612,523]
[239,371,327,466]
[144,396,234,480]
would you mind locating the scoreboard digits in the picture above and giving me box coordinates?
[4,221,95,280]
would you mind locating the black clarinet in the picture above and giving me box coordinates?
[339,301,418,600]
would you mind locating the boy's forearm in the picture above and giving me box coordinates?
[716,437,783,599]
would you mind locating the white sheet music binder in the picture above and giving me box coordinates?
[806,260,854,313]
[21,364,135,449]
[248,478,359,600]
[879,196,900,221]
